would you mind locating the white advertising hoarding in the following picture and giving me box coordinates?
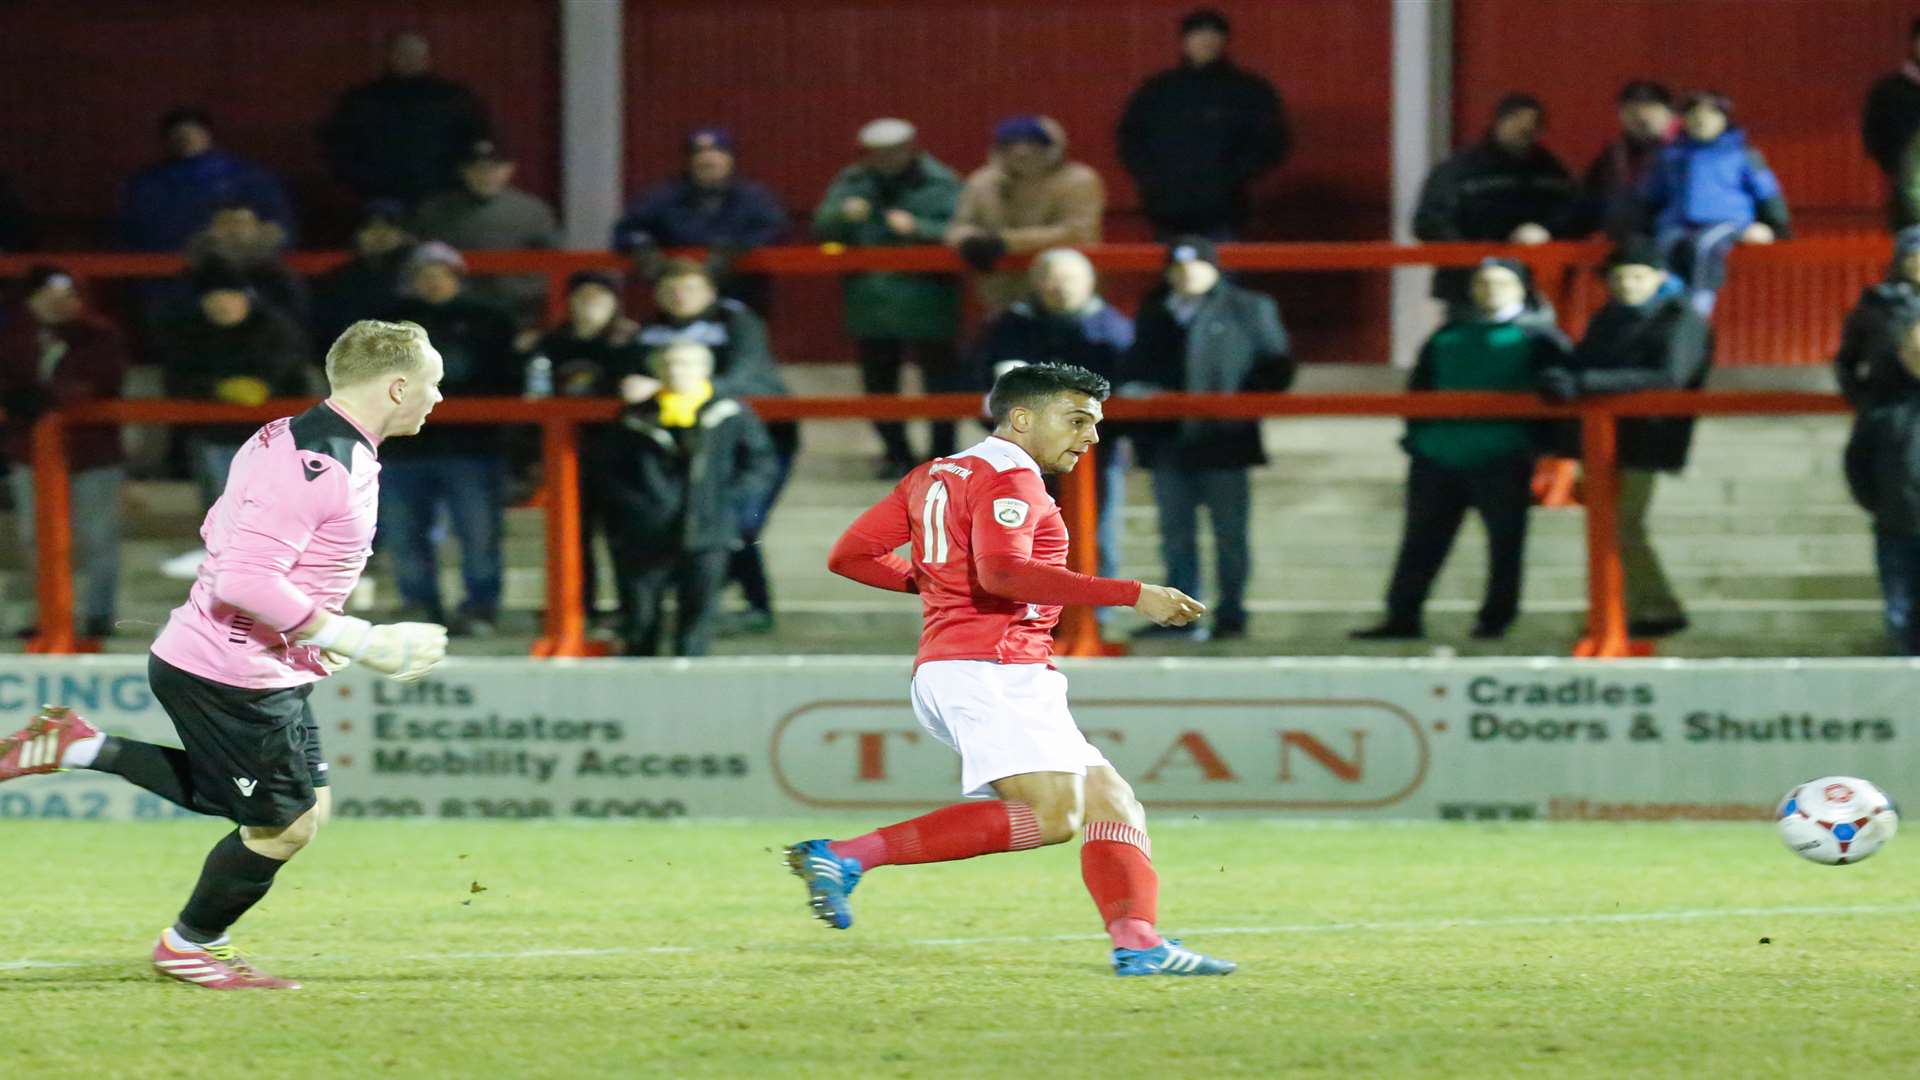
[0,656,1909,822]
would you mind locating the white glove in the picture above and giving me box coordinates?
[298,613,447,682]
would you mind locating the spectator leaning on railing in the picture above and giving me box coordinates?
[1863,18,1920,229]
[119,107,297,254]
[411,138,560,325]
[0,267,130,640]
[1567,81,1676,241]
[1353,259,1569,643]
[972,248,1135,583]
[812,117,966,476]
[612,128,789,312]
[1835,225,1920,411]
[155,262,314,580]
[1639,91,1788,319]
[1844,318,1920,656]
[634,259,796,634]
[1413,92,1576,312]
[1538,239,1712,640]
[319,30,492,209]
[1123,237,1293,643]
[377,242,520,637]
[310,199,417,353]
[947,115,1105,313]
[520,270,643,628]
[1116,6,1290,241]
[596,342,778,658]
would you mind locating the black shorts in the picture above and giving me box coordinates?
[148,653,328,827]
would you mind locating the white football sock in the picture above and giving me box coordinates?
[59,732,105,769]
[164,927,229,952]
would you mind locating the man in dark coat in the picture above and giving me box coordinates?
[310,200,416,352]
[0,267,130,638]
[597,342,778,657]
[1353,259,1569,642]
[612,128,788,310]
[1123,237,1294,641]
[1116,7,1290,240]
[1844,318,1920,655]
[319,31,492,207]
[1836,225,1920,410]
[633,259,795,632]
[1413,93,1576,309]
[1568,81,1676,240]
[973,247,1135,583]
[378,243,521,634]
[1863,19,1920,228]
[1539,240,1712,638]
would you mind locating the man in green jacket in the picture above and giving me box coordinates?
[1354,258,1570,641]
[812,118,965,475]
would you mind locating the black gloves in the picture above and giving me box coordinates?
[957,233,1008,272]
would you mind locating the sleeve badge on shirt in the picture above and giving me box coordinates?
[993,498,1030,527]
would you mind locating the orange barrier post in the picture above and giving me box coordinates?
[1051,444,1120,658]
[25,410,84,654]
[531,415,593,658]
[1575,407,1631,658]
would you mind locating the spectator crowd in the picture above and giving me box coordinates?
[9,13,1920,657]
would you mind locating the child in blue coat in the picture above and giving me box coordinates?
[1640,92,1790,317]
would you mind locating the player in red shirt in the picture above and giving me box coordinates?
[787,362,1236,976]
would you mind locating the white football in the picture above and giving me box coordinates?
[1776,776,1900,865]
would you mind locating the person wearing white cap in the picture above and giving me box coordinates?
[813,118,968,476]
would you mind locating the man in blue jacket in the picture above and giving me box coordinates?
[1641,92,1789,318]
[120,108,296,253]
[612,128,789,310]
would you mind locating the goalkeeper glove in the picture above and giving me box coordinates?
[298,613,447,682]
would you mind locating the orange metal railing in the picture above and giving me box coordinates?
[20,390,1850,660]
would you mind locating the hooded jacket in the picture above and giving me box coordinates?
[1550,292,1713,471]
[1835,259,1920,411]
[120,149,298,253]
[947,118,1106,310]
[634,299,796,455]
[1116,57,1290,234]
[596,393,779,552]
[1846,389,1920,537]
[1643,128,1789,234]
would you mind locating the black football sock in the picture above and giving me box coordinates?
[174,831,286,943]
[89,736,198,811]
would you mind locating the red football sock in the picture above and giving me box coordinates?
[1081,821,1163,950]
[829,800,1042,870]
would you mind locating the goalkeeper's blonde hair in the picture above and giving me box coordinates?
[325,320,431,389]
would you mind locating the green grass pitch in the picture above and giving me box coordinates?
[4,817,1917,1078]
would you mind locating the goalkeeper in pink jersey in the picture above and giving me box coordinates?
[0,320,450,990]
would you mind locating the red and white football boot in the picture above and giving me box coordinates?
[152,933,302,990]
[0,705,100,782]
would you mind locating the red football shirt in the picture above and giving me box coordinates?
[828,436,1141,668]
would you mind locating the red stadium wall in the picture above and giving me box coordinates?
[0,0,560,247]
[621,0,1394,364]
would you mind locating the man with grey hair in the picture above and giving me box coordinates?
[813,118,966,475]
[972,248,1135,581]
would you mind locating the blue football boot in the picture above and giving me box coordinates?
[784,839,863,930]
[1112,938,1237,976]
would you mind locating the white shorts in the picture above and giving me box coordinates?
[910,660,1110,798]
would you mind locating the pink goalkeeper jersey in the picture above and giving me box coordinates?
[151,401,381,689]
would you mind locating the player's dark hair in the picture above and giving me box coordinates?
[986,362,1110,427]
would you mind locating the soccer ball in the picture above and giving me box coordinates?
[1775,776,1899,865]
